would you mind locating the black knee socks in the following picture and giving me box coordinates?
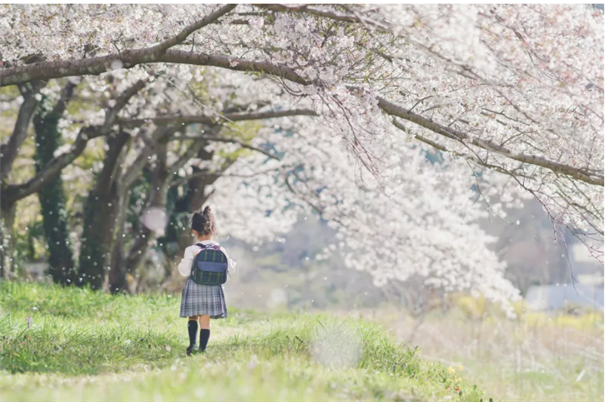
[199,329,210,352]
[187,320,198,348]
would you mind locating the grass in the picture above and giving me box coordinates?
[365,300,604,402]
[0,282,487,402]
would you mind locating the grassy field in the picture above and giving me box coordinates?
[0,282,487,402]
[361,298,604,402]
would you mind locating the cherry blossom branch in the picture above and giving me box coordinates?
[148,5,237,55]
[255,4,362,23]
[1,8,599,197]
[159,50,309,85]
[152,53,605,190]
[284,173,324,216]
[378,96,604,187]
[283,171,348,228]
[0,5,238,87]
[0,50,308,87]
[392,119,533,181]
[6,49,597,193]
[2,125,97,206]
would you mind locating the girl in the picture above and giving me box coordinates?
[178,206,235,356]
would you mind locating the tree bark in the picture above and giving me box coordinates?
[0,81,46,181]
[107,189,130,294]
[0,81,45,280]
[0,203,16,280]
[106,127,170,293]
[33,83,78,285]
[0,50,307,88]
[77,132,130,290]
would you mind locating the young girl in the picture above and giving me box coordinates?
[178,206,235,356]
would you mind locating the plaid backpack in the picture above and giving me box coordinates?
[190,243,229,285]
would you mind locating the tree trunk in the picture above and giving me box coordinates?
[0,82,45,181]
[77,132,130,290]
[33,93,77,285]
[0,82,45,280]
[107,129,164,293]
[107,189,131,294]
[108,230,127,294]
[123,143,170,289]
[0,203,16,280]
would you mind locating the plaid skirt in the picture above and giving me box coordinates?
[180,279,227,319]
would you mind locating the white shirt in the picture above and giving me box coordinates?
[177,240,237,277]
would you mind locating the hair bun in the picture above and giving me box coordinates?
[191,206,216,235]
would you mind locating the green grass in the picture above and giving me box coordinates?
[0,282,487,401]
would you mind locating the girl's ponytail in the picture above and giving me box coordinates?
[191,206,216,235]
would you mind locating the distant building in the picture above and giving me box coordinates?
[525,242,603,311]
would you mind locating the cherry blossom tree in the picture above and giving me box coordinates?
[33,79,79,285]
[0,4,602,309]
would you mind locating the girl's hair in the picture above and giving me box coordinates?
[191,206,216,236]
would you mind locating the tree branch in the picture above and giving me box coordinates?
[2,16,599,192]
[0,81,46,180]
[51,79,79,117]
[121,130,157,190]
[2,125,97,205]
[0,50,308,87]
[162,50,309,84]
[169,139,207,173]
[378,96,604,187]
[392,119,533,181]
[96,131,131,193]
[148,5,237,55]
[2,80,147,205]
[255,4,362,23]
[120,108,317,127]
[175,134,281,161]
[103,79,148,131]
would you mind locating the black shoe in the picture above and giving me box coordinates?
[186,344,196,356]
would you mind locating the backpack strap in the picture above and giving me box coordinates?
[190,243,208,277]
